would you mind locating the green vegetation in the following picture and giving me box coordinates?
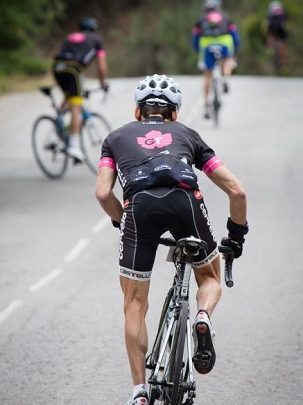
[0,0,302,91]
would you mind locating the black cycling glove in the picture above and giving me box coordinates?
[111,219,120,229]
[221,217,249,259]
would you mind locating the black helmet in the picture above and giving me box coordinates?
[79,17,99,32]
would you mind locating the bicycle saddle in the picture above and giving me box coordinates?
[176,236,208,256]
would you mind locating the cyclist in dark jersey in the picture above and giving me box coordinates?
[192,0,240,118]
[53,17,109,161]
[95,74,248,405]
[267,1,288,71]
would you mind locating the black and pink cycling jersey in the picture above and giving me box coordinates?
[99,116,223,198]
[55,31,106,67]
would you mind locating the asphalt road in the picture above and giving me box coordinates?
[0,76,302,405]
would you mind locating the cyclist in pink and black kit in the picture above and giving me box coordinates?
[53,17,109,161]
[95,74,248,405]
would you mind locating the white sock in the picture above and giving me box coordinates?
[69,134,80,148]
[133,384,147,397]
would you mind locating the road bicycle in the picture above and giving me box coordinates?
[32,86,111,179]
[146,236,234,405]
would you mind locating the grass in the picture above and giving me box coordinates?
[0,73,53,97]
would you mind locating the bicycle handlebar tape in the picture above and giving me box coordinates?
[227,217,249,243]
[225,259,234,288]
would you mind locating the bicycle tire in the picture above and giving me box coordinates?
[212,82,220,128]
[168,299,189,405]
[80,112,111,174]
[32,115,68,179]
[148,288,174,405]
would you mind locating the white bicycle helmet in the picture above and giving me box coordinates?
[135,74,182,110]
[268,1,284,14]
[204,0,221,11]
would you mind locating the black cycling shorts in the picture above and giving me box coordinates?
[119,187,219,281]
[52,60,83,99]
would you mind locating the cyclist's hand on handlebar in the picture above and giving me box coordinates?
[101,81,109,93]
[221,237,243,258]
[222,217,249,258]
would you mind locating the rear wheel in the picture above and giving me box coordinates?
[32,115,68,179]
[167,300,189,405]
[148,288,174,405]
[212,80,221,127]
[80,112,111,174]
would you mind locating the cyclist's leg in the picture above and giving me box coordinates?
[119,191,164,395]
[120,276,150,385]
[168,189,220,374]
[53,62,84,161]
[167,189,221,314]
[220,45,233,93]
[193,256,221,316]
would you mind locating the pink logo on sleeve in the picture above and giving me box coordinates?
[137,130,172,150]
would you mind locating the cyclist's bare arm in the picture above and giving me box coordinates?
[207,165,247,225]
[95,167,123,222]
[96,52,107,86]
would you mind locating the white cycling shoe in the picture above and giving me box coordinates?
[67,145,84,162]
[126,390,149,405]
[192,310,216,374]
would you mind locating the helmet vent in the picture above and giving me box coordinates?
[160,81,168,89]
[149,80,156,88]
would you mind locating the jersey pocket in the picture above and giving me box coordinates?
[127,155,198,195]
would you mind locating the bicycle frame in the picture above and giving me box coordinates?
[151,263,195,382]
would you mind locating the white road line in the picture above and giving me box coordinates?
[91,217,110,233]
[0,300,24,326]
[29,268,63,292]
[64,238,90,262]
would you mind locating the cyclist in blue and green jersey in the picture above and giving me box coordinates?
[192,0,240,118]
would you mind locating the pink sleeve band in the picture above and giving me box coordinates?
[228,23,237,31]
[96,49,106,57]
[192,27,201,35]
[98,157,116,171]
[202,156,223,175]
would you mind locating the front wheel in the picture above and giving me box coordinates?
[80,112,111,174]
[32,115,68,179]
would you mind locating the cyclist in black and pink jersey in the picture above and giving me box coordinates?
[95,74,248,405]
[53,17,109,161]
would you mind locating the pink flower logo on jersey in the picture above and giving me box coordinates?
[137,130,172,150]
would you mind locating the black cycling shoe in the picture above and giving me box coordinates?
[223,81,229,94]
[192,310,216,374]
